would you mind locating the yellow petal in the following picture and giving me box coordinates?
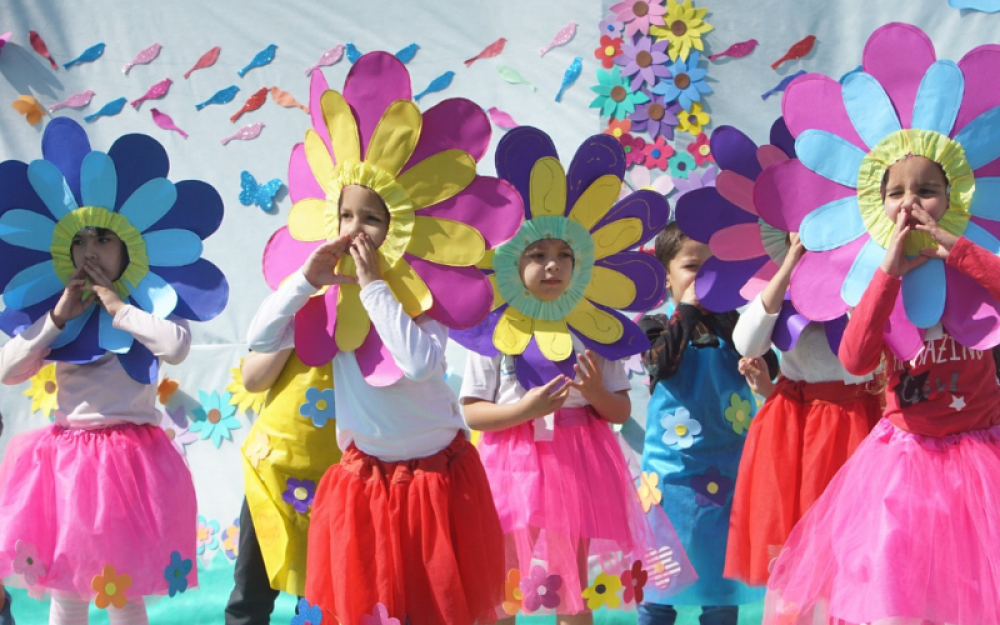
[566,299,623,344]
[335,284,370,352]
[584,266,636,309]
[408,217,485,266]
[476,248,496,270]
[494,307,533,355]
[488,274,505,311]
[365,100,422,178]
[567,174,621,231]
[529,157,567,218]
[533,319,573,361]
[383,258,433,317]
[321,90,361,164]
[288,198,329,242]
[591,218,643,259]
[397,150,475,209]
[304,130,337,193]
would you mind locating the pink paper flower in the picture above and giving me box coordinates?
[12,540,46,586]
[610,0,668,38]
[642,135,675,170]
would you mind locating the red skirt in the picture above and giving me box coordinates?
[305,433,504,625]
[724,377,881,585]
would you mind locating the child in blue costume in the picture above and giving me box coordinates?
[638,223,776,625]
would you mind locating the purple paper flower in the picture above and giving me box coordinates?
[615,34,671,91]
[283,477,316,514]
[599,17,625,37]
[629,91,681,140]
[691,467,734,507]
[520,565,562,612]
[671,164,717,201]
[160,405,198,455]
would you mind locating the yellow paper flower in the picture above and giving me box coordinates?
[637,471,662,513]
[650,0,714,62]
[24,364,58,419]
[582,572,623,609]
[244,429,272,468]
[227,360,267,415]
[677,102,710,135]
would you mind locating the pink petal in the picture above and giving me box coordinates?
[862,23,936,130]
[755,159,854,232]
[309,69,333,157]
[756,145,789,169]
[971,215,1000,241]
[404,98,491,173]
[407,255,492,329]
[288,142,325,203]
[294,289,340,366]
[262,227,323,290]
[715,171,756,215]
[414,178,523,248]
[942,263,1000,350]
[356,328,404,387]
[975,162,1000,178]
[884,290,924,360]
[789,235,867,321]
[955,45,1000,137]
[709,223,766,261]
[782,74,866,151]
[343,52,412,161]
[740,260,779,301]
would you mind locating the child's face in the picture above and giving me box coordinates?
[666,238,711,306]
[519,239,574,301]
[339,185,390,247]
[883,156,949,224]
[71,228,126,281]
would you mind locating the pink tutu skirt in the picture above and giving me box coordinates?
[764,418,1000,625]
[479,405,694,616]
[0,423,198,601]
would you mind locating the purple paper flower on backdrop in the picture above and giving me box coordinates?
[599,17,625,37]
[629,92,681,141]
[626,166,675,199]
[652,51,711,112]
[160,405,199,455]
[520,565,563,612]
[615,35,671,91]
[672,164,717,202]
[283,477,316,514]
[692,467,734,507]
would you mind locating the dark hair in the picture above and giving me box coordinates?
[71,227,130,276]
[653,222,688,269]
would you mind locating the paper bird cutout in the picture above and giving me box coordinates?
[346,43,362,63]
[487,106,519,129]
[497,65,537,90]
[221,122,264,145]
[555,56,582,102]
[239,44,277,77]
[540,21,577,56]
[29,31,58,70]
[465,38,506,66]
[395,43,419,64]
[0,32,11,57]
[269,87,308,113]
[305,44,344,76]
[157,377,179,404]
[63,43,105,69]
[760,69,806,100]
[49,90,95,112]
[12,95,46,125]
[239,171,283,211]
[184,46,221,79]
[123,42,161,74]
[196,85,239,110]
[151,108,188,139]
[84,97,127,122]
[771,35,816,70]
[131,78,172,109]
[709,39,758,62]
[414,70,455,102]
[230,86,268,122]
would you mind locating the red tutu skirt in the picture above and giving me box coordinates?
[725,377,881,585]
[306,433,504,625]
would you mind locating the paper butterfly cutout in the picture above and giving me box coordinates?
[239,170,283,211]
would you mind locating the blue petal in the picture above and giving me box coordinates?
[154,260,229,322]
[963,220,1000,254]
[41,118,92,206]
[953,106,1000,170]
[130,271,178,318]
[145,230,204,267]
[79,151,117,209]
[902,259,946,328]
[799,196,865,251]
[118,337,157,384]
[795,130,865,188]
[842,72,902,149]
[50,306,96,349]
[652,82,680,101]
[970,177,1000,221]
[688,68,707,82]
[27,160,78,219]
[4,261,64,309]
[911,60,964,136]
[98,308,134,354]
[0,209,57,252]
[841,238,886,306]
[118,178,177,233]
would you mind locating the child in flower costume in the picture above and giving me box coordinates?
[0,118,228,624]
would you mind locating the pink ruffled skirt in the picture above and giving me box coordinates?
[764,418,1000,625]
[0,423,198,601]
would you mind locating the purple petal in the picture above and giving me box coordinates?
[117,336,157,384]
[145,180,223,240]
[154,260,229,322]
[403,98,491,174]
[449,305,503,357]
[596,252,666,311]
[695,256,768,313]
[41,118,92,206]
[514,339,576,390]
[566,135,627,214]
[572,302,650,361]
[407,256,492,329]
[823,314,848,354]
[589,189,669,245]
[771,299,809,352]
[495,127,559,219]
[294,290,340,366]
[675,187,756,244]
[710,126,761,180]
[769,117,796,159]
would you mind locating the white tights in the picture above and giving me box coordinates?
[49,594,149,625]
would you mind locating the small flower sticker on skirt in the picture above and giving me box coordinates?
[283,477,317,514]
[520,565,562,612]
[582,571,623,609]
[163,551,192,597]
[92,564,132,609]
[12,539,46,586]
[502,568,523,616]
[724,393,752,435]
[359,602,400,625]
[292,598,325,625]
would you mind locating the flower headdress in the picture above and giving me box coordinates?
[263,52,522,385]
[675,119,848,352]
[451,127,669,389]
[0,118,228,383]
[755,23,1000,359]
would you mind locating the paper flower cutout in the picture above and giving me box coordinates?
[660,406,702,448]
[299,387,335,428]
[620,560,648,604]
[451,128,668,389]
[196,515,220,554]
[582,572,623,609]
[190,390,241,447]
[650,0,714,62]
[264,52,522,385]
[520,565,562,612]
[591,66,650,120]
[643,135,675,170]
[599,17,625,38]
[164,551,193,597]
[688,133,713,165]
[502,568,524,616]
[691,467,734,507]
[12,95,46,125]
[92,564,132,609]
[595,35,624,69]
[293,599,325,625]
[604,119,633,141]
[228,360,268,414]
[245,429,272,468]
[637,470,662,513]
[359,603,400,625]
[668,152,696,179]
[24,363,58,418]
[620,133,648,167]
[652,51,711,111]
[221,518,240,561]
[283,477,316,514]
[157,377,179,404]
[673,164,717,201]
[677,102,710,135]
[756,23,1000,357]
[626,166,675,198]
[724,392,752,434]
[629,92,681,141]
[160,405,199,455]
[12,540,46,586]
[615,35,671,92]
[610,0,667,38]
[0,118,228,384]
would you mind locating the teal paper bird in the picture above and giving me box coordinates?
[414,71,455,102]
[196,85,240,110]
[760,69,806,100]
[238,44,277,77]
[395,43,419,64]
[555,56,582,102]
[63,42,105,69]
[84,97,127,122]
[346,43,362,63]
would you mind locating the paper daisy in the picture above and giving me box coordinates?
[650,0,714,62]
[591,66,651,121]
[190,390,241,448]
[24,363,58,418]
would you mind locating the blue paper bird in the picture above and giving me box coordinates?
[761,69,807,101]
[239,171,283,212]
[238,44,277,78]
[395,43,419,64]
[346,43,362,64]
[196,85,240,110]
[414,71,455,102]
[63,42,105,69]
[84,97,127,122]
[555,56,582,102]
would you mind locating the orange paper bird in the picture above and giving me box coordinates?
[269,87,308,113]
[12,95,46,125]
[464,38,507,67]
[771,35,816,70]
[230,87,268,122]
[157,377,179,404]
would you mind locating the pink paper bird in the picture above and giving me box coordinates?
[184,46,221,79]
[487,106,519,129]
[49,89,96,112]
[0,32,11,57]
[131,78,172,109]
[305,44,344,76]
[151,108,188,139]
[123,42,162,74]
[221,122,264,146]
[269,87,308,113]
[29,31,58,70]
[539,21,577,56]
[464,38,507,67]
[772,35,817,70]
[708,39,759,62]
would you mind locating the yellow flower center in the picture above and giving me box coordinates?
[294,486,309,501]
[315,399,327,411]
[707,481,719,495]
[735,410,745,422]
[674,423,688,437]
[699,144,710,156]
[605,45,616,56]
[104,582,117,596]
